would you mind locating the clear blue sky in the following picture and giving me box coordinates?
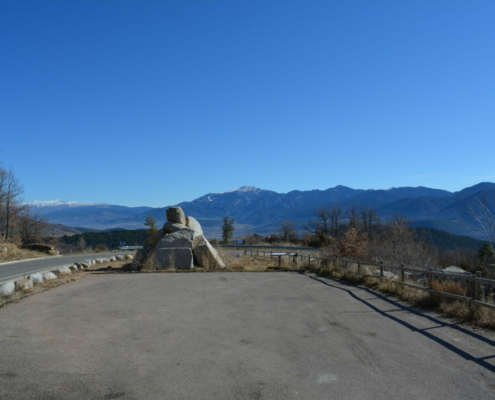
[1,0,494,207]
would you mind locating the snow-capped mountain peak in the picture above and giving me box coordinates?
[24,200,107,208]
[223,186,260,194]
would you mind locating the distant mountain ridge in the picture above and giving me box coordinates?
[27,183,495,239]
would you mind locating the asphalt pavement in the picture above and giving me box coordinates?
[1,272,495,400]
[0,252,132,283]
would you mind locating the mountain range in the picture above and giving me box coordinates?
[26,183,495,239]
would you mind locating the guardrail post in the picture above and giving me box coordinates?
[475,271,482,301]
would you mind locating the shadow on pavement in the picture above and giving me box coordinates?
[303,272,495,374]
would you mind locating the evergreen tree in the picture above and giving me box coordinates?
[221,216,235,244]
[144,214,157,236]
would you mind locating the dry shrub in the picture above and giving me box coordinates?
[431,280,468,297]
[322,229,368,260]
[338,229,369,259]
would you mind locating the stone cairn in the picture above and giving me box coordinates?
[134,207,225,270]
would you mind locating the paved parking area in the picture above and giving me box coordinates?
[1,272,495,399]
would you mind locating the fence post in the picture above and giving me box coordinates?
[428,269,433,290]
[357,262,361,275]
[380,262,384,278]
[308,256,311,267]
[400,264,405,283]
[475,271,482,301]
[278,255,282,267]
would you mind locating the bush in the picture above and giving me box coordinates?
[96,244,108,252]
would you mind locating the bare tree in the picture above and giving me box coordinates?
[307,206,331,236]
[18,209,48,244]
[369,214,437,268]
[328,203,344,237]
[279,220,298,243]
[469,193,495,256]
[346,203,360,230]
[359,206,381,238]
[0,168,24,240]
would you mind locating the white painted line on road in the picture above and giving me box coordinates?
[0,255,63,267]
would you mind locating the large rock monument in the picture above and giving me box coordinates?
[134,207,225,270]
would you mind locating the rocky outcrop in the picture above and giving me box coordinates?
[166,207,186,225]
[136,207,224,271]
[152,248,194,270]
[186,216,204,237]
[24,243,57,255]
[156,229,196,249]
[192,236,225,269]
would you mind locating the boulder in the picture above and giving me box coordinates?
[186,216,204,237]
[116,255,125,261]
[96,258,104,264]
[77,262,90,269]
[1,246,7,252]
[163,222,189,234]
[15,278,33,291]
[124,263,139,271]
[103,258,111,263]
[70,265,79,272]
[192,236,226,270]
[25,243,55,254]
[51,266,72,276]
[133,249,147,266]
[0,281,15,297]
[83,259,95,266]
[28,273,44,285]
[166,207,186,225]
[109,256,117,262]
[443,266,472,275]
[156,229,196,249]
[125,254,134,260]
[151,248,194,270]
[142,228,166,247]
[42,272,57,281]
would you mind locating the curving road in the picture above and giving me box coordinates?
[0,252,134,284]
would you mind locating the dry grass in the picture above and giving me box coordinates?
[218,250,298,272]
[306,259,495,331]
[0,242,56,263]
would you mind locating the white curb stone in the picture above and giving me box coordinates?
[28,273,44,285]
[0,281,15,298]
[42,272,57,281]
[15,278,34,291]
